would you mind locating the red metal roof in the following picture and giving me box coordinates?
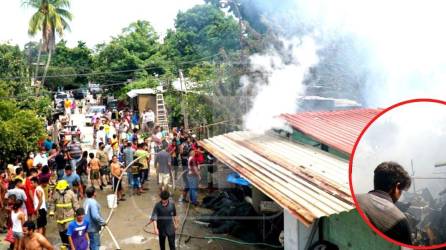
[281,109,382,155]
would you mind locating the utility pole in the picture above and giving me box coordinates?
[411,159,416,193]
[179,69,189,130]
[231,0,245,64]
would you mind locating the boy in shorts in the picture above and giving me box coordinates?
[88,153,101,189]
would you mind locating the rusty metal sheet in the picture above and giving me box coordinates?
[199,131,354,226]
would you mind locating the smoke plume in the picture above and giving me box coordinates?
[242,0,446,131]
[242,36,319,132]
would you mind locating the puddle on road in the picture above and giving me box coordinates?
[120,235,153,245]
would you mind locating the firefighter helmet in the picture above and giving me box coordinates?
[55,180,69,190]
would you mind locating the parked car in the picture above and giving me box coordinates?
[85,105,106,126]
[54,92,68,104]
[72,89,87,100]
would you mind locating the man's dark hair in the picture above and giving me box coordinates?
[14,178,23,186]
[30,177,39,184]
[15,167,23,175]
[23,220,36,231]
[75,207,85,216]
[374,162,411,192]
[29,168,38,174]
[65,165,72,171]
[98,142,104,148]
[41,165,49,174]
[86,186,96,198]
[160,190,170,200]
[13,199,23,210]
[89,152,94,159]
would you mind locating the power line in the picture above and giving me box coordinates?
[0,81,131,100]
[0,53,224,81]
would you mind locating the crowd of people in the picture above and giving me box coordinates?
[0,101,211,249]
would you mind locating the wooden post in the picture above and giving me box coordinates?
[179,69,189,130]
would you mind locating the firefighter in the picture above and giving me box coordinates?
[48,180,79,248]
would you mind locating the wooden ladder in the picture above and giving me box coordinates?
[156,93,169,131]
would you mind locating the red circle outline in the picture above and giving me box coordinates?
[349,98,446,249]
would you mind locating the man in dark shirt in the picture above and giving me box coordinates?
[357,161,412,245]
[147,191,178,250]
[67,138,82,171]
[155,146,172,192]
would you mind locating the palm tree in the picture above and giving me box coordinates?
[23,0,72,86]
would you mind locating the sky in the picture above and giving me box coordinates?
[0,0,203,48]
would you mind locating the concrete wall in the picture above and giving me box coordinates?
[284,210,316,250]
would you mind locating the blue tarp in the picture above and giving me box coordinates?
[226,172,250,186]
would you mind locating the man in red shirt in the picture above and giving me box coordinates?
[186,150,200,206]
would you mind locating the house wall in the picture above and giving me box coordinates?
[284,210,316,250]
[137,94,157,115]
[288,131,400,249]
[291,130,350,160]
[322,210,399,250]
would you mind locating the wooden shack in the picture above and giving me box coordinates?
[126,88,157,114]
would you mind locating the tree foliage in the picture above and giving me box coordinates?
[164,4,240,68]
[0,43,47,162]
[24,0,73,52]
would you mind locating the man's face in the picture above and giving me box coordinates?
[112,156,118,163]
[8,198,16,206]
[31,181,37,189]
[23,226,33,236]
[161,199,169,207]
[391,183,403,203]
[76,214,84,222]
[65,169,72,176]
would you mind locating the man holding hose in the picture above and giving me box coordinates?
[147,191,178,250]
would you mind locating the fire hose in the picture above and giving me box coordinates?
[142,223,283,248]
[100,157,253,249]
[99,154,187,249]
[99,155,145,250]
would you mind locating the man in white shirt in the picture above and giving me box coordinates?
[96,126,106,148]
[31,177,47,234]
[33,150,48,167]
[142,109,155,132]
[104,139,114,160]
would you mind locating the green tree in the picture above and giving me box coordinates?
[23,0,73,86]
[0,44,29,95]
[48,40,93,90]
[90,21,165,91]
[164,4,240,68]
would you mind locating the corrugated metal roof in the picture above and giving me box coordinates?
[199,131,354,226]
[281,109,382,155]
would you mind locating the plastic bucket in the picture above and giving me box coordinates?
[107,194,117,209]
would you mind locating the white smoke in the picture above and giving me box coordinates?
[243,36,319,132]
[292,0,446,107]
[352,102,446,197]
